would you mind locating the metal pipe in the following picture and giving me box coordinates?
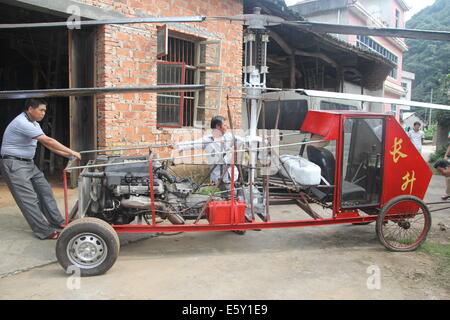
[65,140,328,171]
[429,206,450,213]
[425,201,450,205]
[149,159,156,225]
[230,146,235,224]
[111,215,380,233]
[262,100,270,222]
[62,169,69,225]
[284,21,450,42]
[79,144,171,154]
[0,16,206,29]
[0,84,285,100]
[0,85,205,100]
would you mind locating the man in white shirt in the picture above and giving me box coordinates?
[174,115,242,189]
[408,121,425,153]
[175,116,265,231]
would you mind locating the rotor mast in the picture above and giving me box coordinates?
[243,7,269,214]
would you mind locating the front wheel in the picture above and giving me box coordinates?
[56,218,120,276]
[376,195,431,252]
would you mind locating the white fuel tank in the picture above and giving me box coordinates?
[279,155,321,186]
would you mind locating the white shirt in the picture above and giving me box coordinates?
[176,131,264,183]
[176,132,244,183]
[408,130,424,152]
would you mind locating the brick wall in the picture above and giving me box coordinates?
[78,0,243,158]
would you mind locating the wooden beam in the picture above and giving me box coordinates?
[289,55,296,88]
[294,49,338,69]
[268,30,293,55]
[269,30,338,69]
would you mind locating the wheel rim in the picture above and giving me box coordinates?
[379,200,430,250]
[66,233,108,269]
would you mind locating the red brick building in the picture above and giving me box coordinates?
[0,0,393,174]
[0,0,244,168]
[88,0,244,155]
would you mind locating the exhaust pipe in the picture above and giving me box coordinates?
[120,196,185,224]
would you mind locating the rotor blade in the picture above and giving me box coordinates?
[0,16,206,29]
[284,21,450,42]
[207,16,247,22]
[0,85,205,99]
[296,89,450,111]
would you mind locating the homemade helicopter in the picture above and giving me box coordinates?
[1,7,450,276]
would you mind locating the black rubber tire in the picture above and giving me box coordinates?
[232,230,246,235]
[56,218,120,277]
[376,195,431,252]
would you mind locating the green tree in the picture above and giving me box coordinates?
[403,0,450,149]
[434,74,450,148]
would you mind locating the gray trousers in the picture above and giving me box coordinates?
[0,158,64,239]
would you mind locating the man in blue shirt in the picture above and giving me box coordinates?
[0,98,81,239]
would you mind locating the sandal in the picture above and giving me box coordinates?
[44,232,60,240]
[441,195,450,200]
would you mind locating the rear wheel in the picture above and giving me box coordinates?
[56,218,120,276]
[376,195,431,252]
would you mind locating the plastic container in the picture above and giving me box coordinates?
[206,200,247,225]
[279,155,321,186]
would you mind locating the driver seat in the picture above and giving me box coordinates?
[306,145,366,202]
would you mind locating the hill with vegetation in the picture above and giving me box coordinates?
[403,0,450,148]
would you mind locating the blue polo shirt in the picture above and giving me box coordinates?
[1,112,44,159]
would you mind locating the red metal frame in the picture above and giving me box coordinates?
[62,110,432,234]
[110,216,378,233]
[62,158,80,226]
[333,111,345,218]
[63,169,69,225]
[381,115,432,203]
[334,113,382,217]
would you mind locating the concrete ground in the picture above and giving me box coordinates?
[0,145,448,299]
[0,177,154,278]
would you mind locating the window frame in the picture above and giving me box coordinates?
[157,25,168,58]
[156,30,222,128]
[356,35,398,79]
[193,68,223,128]
[156,61,186,128]
[339,117,386,209]
[193,40,223,128]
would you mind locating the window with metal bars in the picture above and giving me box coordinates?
[356,35,398,79]
[157,36,197,127]
[157,29,222,128]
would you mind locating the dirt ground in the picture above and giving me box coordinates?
[0,217,448,300]
[0,178,448,300]
[0,143,448,299]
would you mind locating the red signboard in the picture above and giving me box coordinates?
[381,116,432,204]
